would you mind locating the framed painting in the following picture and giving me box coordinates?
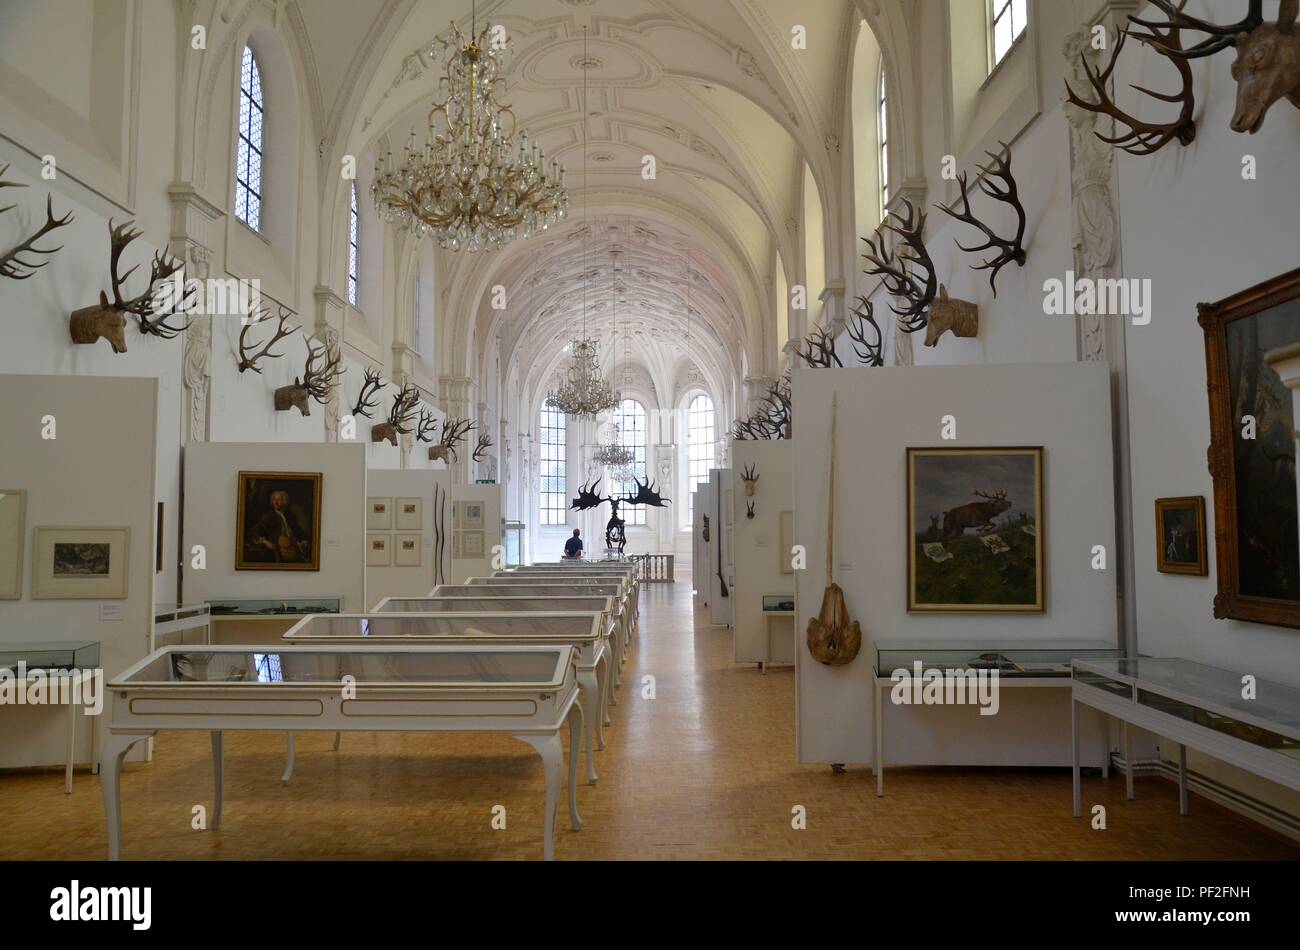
[461,501,485,529]
[394,533,421,567]
[236,472,323,571]
[1201,267,1300,627]
[395,497,422,531]
[32,526,130,599]
[0,489,25,599]
[366,497,392,531]
[366,533,391,567]
[1155,496,1207,576]
[907,447,1044,612]
[462,530,485,559]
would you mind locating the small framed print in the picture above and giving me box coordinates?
[1155,496,1207,576]
[32,527,130,599]
[462,530,485,558]
[461,501,484,529]
[395,533,422,567]
[0,489,26,599]
[367,498,393,531]
[396,497,422,530]
[366,533,391,567]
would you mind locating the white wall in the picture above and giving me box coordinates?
[447,482,503,584]
[793,362,1117,765]
[731,440,794,664]
[0,375,157,768]
[182,441,366,610]
[364,468,445,609]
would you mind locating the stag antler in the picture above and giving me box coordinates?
[439,418,476,457]
[238,306,298,373]
[416,408,440,442]
[846,296,884,367]
[974,489,1008,501]
[300,337,345,403]
[1129,0,1265,58]
[95,219,194,336]
[351,367,384,418]
[935,142,1027,297]
[798,326,843,368]
[386,384,420,434]
[1,167,74,280]
[862,197,936,332]
[1064,18,1196,156]
[472,431,494,463]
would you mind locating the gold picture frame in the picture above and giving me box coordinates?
[235,472,323,571]
[1155,496,1207,576]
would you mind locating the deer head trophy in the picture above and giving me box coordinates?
[1,165,74,280]
[740,463,759,497]
[1132,0,1300,134]
[924,286,980,347]
[237,306,297,373]
[426,417,475,463]
[371,384,419,445]
[71,220,194,353]
[273,337,344,416]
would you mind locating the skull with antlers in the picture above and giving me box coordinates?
[740,463,760,497]
[273,337,344,416]
[571,476,670,556]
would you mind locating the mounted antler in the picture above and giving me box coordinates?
[1064,18,1196,156]
[371,384,420,445]
[1,166,74,280]
[70,219,194,352]
[740,463,759,496]
[798,326,843,368]
[935,142,1027,297]
[274,337,344,416]
[846,296,884,367]
[416,408,440,443]
[1130,0,1298,135]
[862,197,936,333]
[237,306,298,373]
[350,367,384,418]
[428,417,475,463]
[472,431,494,463]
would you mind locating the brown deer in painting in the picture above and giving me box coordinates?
[942,489,1011,539]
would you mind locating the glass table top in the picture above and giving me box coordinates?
[434,584,623,597]
[284,613,601,641]
[376,597,613,614]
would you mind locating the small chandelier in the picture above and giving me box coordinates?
[370,7,567,252]
[546,339,619,418]
[595,423,635,467]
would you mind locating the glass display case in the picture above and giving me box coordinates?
[207,597,342,617]
[374,595,614,615]
[0,640,100,673]
[283,612,603,645]
[873,638,1121,678]
[1073,657,1300,757]
[154,603,211,645]
[503,521,526,567]
[762,594,795,612]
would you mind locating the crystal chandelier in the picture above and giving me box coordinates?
[370,4,567,252]
[546,339,619,417]
[594,423,635,467]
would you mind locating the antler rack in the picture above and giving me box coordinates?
[862,197,936,333]
[1129,0,1266,58]
[1,165,74,280]
[299,337,345,403]
[846,296,885,367]
[350,367,384,418]
[238,306,298,373]
[935,142,1027,297]
[472,431,494,463]
[387,384,420,432]
[416,408,440,443]
[733,374,792,441]
[798,326,843,368]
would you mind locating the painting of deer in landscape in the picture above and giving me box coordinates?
[907,447,1044,612]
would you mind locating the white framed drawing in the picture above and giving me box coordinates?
[395,497,422,531]
[0,490,26,599]
[462,530,485,558]
[461,501,485,529]
[366,533,391,567]
[32,526,130,599]
[366,498,392,531]
[395,533,422,567]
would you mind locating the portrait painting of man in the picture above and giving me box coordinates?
[236,472,323,571]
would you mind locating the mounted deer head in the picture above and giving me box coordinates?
[273,337,344,416]
[71,219,194,352]
[1133,0,1300,134]
[935,142,1028,297]
[741,463,759,497]
[923,286,979,347]
[237,306,297,373]
[350,367,384,418]
[428,417,475,463]
[1,166,74,280]
[371,384,419,445]
[746,500,755,520]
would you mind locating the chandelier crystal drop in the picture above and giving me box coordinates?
[545,339,620,418]
[370,16,568,253]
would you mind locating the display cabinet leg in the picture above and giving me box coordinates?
[65,695,76,794]
[576,669,599,785]
[100,732,149,861]
[1071,699,1082,818]
[282,733,296,786]
[595,655,610,742]
[211,731,224,829]
[515,732,564,861]
[332,732,342,752]
[874,678,884,797]
[566,704,583,831]
[1123,722,1134,801]
[1178,744,1188,816]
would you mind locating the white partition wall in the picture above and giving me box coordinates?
[793,363,1118,766]
[183,442,367,614]
[707,469,735,627]
[447,482,504,583]
[0,375,158,768]
[731,440,794,666]
[365,469,447,608]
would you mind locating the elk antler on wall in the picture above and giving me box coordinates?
[472,431,494,463]
[862,197,936,333]
[1,166,73,281]
[237,306,298,373]
[273,336,344,416]
[350,367,385,418]
[846,296,885,367]
[797,326,843,368]
[371,384,420,445]
[935,142,1028,297]
[428,417,475,463]
[732,374,792,441]
[70,219,194,352]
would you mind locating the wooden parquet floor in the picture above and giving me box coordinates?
[1,582,1296,860]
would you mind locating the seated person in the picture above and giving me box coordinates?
[563,528,584,559]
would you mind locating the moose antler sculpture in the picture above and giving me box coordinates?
[1,165,74,281]
[571,476,670,556]
[371,384,419,445]
[427,417,475,463]
[237,306,298,373]
[935,142,1028,296]
[273,337,344,416]
[350,367,384,418]
[71,219,194,352]
[1131,0,1299,134]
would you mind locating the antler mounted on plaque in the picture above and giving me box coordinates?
[237,306,298,373]
[862,197,936,333]
[70,220,194,352]
[371,384,419,445]
[740,463,759,496]
[1,165,74,280]
[935,142,1028,296]
[846,297,884,367]
[428,417,475,463]
[273,337,344,416]
[350,367,384,418]
[472,431,494,463]
[797,326,843,368]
